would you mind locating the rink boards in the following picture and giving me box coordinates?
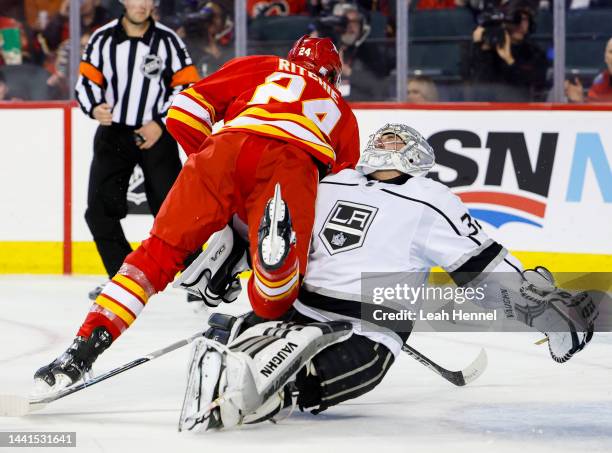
[0,102,610,274]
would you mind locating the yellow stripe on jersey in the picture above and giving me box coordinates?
[239,107,327,142]
[96,294,136,326]
[225,122,335,161]
[113,274,148,304]
[183,87,216,120]
[167,108,212,136]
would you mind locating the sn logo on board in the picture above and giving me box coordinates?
[428,130,611,229]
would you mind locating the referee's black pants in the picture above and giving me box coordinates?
[85,124,182,277]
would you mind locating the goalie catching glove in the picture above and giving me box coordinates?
[515,267,598,363]
[514,267,599,363]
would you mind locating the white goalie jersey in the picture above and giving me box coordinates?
[294,169,523,355]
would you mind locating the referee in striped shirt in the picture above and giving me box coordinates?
[76,0,199,298]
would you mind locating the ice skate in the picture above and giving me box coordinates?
[33,327,112,395]
[257,183,296,271]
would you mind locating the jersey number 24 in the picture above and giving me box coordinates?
[249,72,341,136]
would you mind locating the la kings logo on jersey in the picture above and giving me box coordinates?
[319,201,378,255]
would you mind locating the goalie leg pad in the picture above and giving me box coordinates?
[218,320,353,428]
[295,334,395,413]
[178,313,244,432]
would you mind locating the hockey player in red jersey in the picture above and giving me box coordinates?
[33,36,360,393]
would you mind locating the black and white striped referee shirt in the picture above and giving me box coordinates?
[75,17,199,127]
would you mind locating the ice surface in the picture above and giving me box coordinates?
[1,275,611,452]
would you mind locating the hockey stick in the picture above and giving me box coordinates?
[402,344,487,386]
[0,332,204,417]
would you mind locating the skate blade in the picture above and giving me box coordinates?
[262,183,287,267]
[268,183,286,224]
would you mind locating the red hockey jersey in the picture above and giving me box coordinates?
[166,55,360,169]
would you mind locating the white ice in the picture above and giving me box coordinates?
[1,275,611,453]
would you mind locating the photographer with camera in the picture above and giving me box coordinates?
[461,0,548,101]
[311,3,392,100]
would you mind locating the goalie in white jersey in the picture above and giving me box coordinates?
[52,123,598,431]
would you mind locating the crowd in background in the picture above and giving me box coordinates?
[1,0,611,102]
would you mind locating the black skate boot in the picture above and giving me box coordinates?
[33,327,112,393]
[257,183,296,271]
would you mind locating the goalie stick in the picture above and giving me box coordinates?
[0,332,204,417]
[402,343,487,386]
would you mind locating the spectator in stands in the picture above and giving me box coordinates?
[164,15,187,39]
[0,14,32,64]
[248,0,307,17]
[308,0,392,15]
[407,76,439,102]
[308,0,341,16]
[565,37,612,103]
[35,0,110,99]
[41,0,111,53]
[46,32,91,99]
[183,1,233,77]
[311,3,392,100]
[461,0,548,101]
[23,0,63,31]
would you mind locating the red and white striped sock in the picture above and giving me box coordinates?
[77,264,155,340]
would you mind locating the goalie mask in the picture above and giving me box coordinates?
[356,124,435,177]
